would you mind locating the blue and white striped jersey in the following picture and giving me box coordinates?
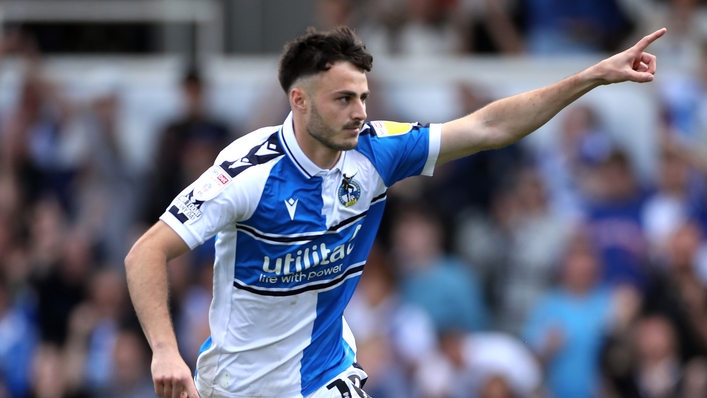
[160,112,441,397]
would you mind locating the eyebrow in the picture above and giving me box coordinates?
[334,90,370,98]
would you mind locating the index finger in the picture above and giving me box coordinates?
[634,28,667,52]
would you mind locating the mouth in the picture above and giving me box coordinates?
[343,124,362,133]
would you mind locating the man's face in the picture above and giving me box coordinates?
[304,61,369,151]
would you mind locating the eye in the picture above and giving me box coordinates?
[338,97,350,103]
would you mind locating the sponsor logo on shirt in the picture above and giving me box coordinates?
[371,121,413,137]
[260,225,362,279]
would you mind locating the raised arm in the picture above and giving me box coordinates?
[437,28,666,165]
[125,221,199,398]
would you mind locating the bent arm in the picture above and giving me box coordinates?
[437,28,666,165]
[125,220,189,351]
[125,221,199,398]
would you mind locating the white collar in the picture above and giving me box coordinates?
[279,112,344,179]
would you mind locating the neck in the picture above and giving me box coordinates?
[292,113,341,169]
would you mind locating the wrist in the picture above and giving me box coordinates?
[150,338,180,354]
[578,66,608,87]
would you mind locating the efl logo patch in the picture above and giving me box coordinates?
[193,165,232,201]
[371,121,413,137]
[338,174,361,207]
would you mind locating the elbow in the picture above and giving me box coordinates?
[480,122,509,150]
[124,237,147,273]
[124,243,138,273]
[483,120,530,150]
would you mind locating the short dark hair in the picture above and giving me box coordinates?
[278,26,373,93]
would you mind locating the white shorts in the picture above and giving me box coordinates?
[306,363,371,398]
[194,363,371,398]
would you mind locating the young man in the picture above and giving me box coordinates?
[125,26,665,398]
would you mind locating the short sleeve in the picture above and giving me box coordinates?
[159,128,284,249]
[357,121,442,187]
[160,164,249,249]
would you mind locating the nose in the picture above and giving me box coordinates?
[352,98,367,121]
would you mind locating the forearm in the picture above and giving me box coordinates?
[439,68,603,163]
[125,222,198,398]
[125,243,179,352]
[482,70,600,144]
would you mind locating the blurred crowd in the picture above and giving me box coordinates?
[2,0,707,397]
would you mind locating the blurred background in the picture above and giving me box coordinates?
[2,0,707,397]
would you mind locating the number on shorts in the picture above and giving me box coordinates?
[327,379,352,398]
[326,376,370,398]
[347,375,370,398]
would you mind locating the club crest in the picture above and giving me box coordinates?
[338,174,361,207]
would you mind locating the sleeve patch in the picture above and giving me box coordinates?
[371,121,413,137]
[192,165,233,201]
[170,196,203,223]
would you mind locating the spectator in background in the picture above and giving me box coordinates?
[62,269,131,394]
[455,165,571,335]
[27,343,78,398]
[71,69,143,267]
[348,0,408,55]
[430,329,544,398]
[142,69,231,225]
[494,167,573,335]
[425,82,525,216]
[1,69,85,213]
[0,175,28,287]
[453,178,518,327]
[316,0,407,56]
[28,200,91,346]
[535,104,615,222]
[478,376,517,398]
[650,126,707,275]
[0,272,38,398]
[395,0,467,55]
[602,314,707,397]
[654,41,707,171]
[391,203,489,333]
[643,222,707,360]
[651,49,707,268]
[642,145,704,259]
[456,0,524,54]
[585,149,650,290]
[634,315,707,397]
[315,0,358,30]
[522,0,634,55]
[97,329,156,398]
[26,196,67,277]
[659,127,707,245]
[523,232,614,398]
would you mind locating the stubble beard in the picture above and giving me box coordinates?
[307,103,359,152]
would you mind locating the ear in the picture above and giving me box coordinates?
[290,87,308,114]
